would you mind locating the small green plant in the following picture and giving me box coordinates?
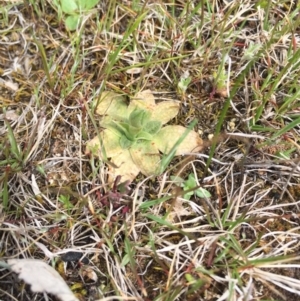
[53,0,99,31]
[177,71,191,99]
[185,273,208,295]
[171,173,211,200]
[58,194,74,213]
[86,90,203,182]
[241,41,262,61]
[212,56,229,98]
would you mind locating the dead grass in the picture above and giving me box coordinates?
[1,0,300,300]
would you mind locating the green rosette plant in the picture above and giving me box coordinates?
[86,90,203,182]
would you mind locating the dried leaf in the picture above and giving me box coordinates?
[0,79,18,91]
[0,110,19,121]
[167,198,190,222]
[31,174,41,195]
[126,67,143,74]
[8,259,79,301]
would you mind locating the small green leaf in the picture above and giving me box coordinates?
[170,176,184,184]
[213,66,227,91]
[141,111,151,126]
[129,108,151,128]
[61,0,78,14]
[242,42,262,61]
[128,124,142,137]
[157,120,199,174]
[144,120,161,135]
[65,15,80,31]
[110,121,131,138]
[275,147,296,160]
[178,76,191,93]
[53,0,59,7]
[80,0,99,10]
[4,119,22,161]
[185,173,197,188]
[255,0,268,9]
[58,194,74,210]
[59,0,99,13]
[135,131,153,141]
[121,254,130,267]
[183,191,193,200]
[139,196,171,210]
[119,136,133,149]
[36,165,46,176]
[195,188,211,198]
[129,108,143,128]
[185,273,196,284]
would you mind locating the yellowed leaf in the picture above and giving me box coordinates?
[95,91,127,117]
[130,141,161,176]
[134,89,156,105]
[153,125,203,155]
[109,150,140,183]
[152,101,179,124]
[128,89,156,113]
[86,129,122,158]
